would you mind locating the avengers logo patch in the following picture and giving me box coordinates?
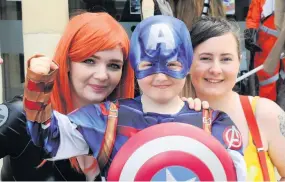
[108,123,237,181]
[223,126,242,150]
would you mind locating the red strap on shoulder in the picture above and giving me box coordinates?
[239,95,270,181]
[97,102,118,171]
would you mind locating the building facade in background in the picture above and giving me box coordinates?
[0,0,250,101]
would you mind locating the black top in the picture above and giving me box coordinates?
[0,95,91,181]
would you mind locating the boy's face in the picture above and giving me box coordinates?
[129,16,193,80]
[130,15,193,103]
[137,71,186,104]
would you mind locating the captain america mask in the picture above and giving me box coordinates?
[129,15,193,79]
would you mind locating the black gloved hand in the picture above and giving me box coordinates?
[244,28,262,52]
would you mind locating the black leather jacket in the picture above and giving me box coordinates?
[0,95,88,181]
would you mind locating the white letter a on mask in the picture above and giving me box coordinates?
[147,24,175,50]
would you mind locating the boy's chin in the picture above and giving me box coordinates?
[150,94,177,104]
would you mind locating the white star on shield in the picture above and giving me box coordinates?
[166,168,197,182]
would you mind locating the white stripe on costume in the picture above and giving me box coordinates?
[46,111,89,161]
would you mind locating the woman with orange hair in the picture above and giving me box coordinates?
[0,12,134,181]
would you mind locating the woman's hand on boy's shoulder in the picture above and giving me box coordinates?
[181,97,209,111]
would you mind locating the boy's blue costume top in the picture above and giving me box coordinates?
[24,15,246,181]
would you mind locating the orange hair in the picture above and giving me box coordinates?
[47,12,134,172]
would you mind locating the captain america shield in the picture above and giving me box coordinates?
[108,122,237,181]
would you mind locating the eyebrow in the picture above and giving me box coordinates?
[199,52,233,56]
[91,55,124,64]
[220,53,233,56]
[199,53,213,56]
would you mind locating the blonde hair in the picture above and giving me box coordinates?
[174,0,225,30]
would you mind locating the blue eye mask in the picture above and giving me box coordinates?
[129,15,193,79]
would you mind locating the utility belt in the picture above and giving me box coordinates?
[259,25,279,37]
[259,13,279,37]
